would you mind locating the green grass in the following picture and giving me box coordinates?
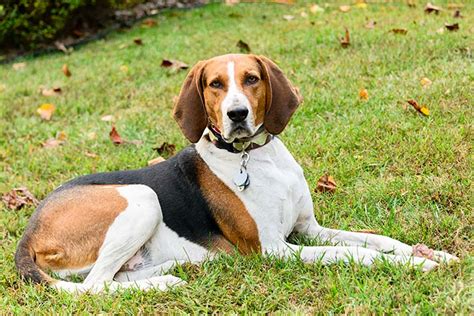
[1,1,473,313]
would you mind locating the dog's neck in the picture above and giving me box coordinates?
[206,125,273,153]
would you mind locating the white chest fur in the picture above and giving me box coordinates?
[196,136,311,250]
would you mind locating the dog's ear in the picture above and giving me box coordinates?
[173,61,208,143]
[255,55,303,135]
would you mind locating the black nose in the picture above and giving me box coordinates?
[227,108,249,122]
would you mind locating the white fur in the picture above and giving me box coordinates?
[221,61,256,141]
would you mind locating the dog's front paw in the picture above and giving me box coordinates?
[433,250,459,264]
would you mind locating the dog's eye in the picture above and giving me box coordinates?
[210,80,223,89]
[245,75,259,85]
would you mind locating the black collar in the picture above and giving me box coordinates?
[206,125,273,153]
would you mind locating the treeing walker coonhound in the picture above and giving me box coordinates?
[15,54,458,293]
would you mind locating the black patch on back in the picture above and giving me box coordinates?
[59,146,222,245]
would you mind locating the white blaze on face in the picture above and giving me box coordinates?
[221,61,255,141]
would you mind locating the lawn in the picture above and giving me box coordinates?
[0,0,473,313]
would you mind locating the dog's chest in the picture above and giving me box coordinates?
[196,138,307,247]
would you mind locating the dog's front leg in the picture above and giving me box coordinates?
[264,242,439,271]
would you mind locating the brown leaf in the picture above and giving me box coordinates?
[340,28,350,48]
[236,40,251,53]
[339,5,351,12]
[153,142,176,157]
[148,156,166,166]
[101,114,115,122]
[315,174,337,193]
[420,77,432,87]
[356,229,379,234]
[133,38,143,45]
[142,18,157,27]
[109,126,124,145]
[445,23,459,31]
[85,151,98,158]
[41,87,62,97]
[62,64,72,77]
[407,99,430,116]
[310,4,324,13]
[359,88,369,100]
[412,243,434,260]
[37,103,56,120]
[425,3,441,14]
[365,20,376,29]
[161,59,189,72]
[12,62,26,70]
[42,131,67,148]
[390,28,408,35]
[453,10,463,18]
[2,187,39,210]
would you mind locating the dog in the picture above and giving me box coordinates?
[15,54,458,293]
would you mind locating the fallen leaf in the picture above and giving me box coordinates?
[133,38,143,45]
[339,5,351,12]
[62,64,72,77]
[236,40,251,53]
[356,229,378,234]
[160,59,189,72]
[37,103,56,120]
[283,15,294,21]
[420,77,432,87]
[315,174,337,193]
[42,138,64,148]
[365,20,376,29]
[142,18,157,27]
[300,11,308,18]
[340,28,350,48]
[148,156,166,166]
[359,88,369,100]
[101,114,115,122]
[407,99,430,116]
[453,10,463,18]
[109,126,124,145]
[85,151,98,158]
[436,27,445,34]
[13,62,26,70]
[2,187,39,210]
[412,243,434,259]
[153,142,176,157]
[425,3,441,14]
[309,4,324,13]
[391,28,408,35]
[120,65,129,73]
[445,23,459,31]
[41,87,62,97]
[54,41,73,54]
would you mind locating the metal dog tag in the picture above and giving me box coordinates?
[233,169,250,191]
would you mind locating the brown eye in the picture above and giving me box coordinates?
[210,80,223,89]
[245,75,259,85]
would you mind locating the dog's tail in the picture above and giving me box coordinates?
[15,235,55,285]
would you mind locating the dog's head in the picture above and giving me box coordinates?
[173,54,302,143]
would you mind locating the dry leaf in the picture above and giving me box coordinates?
[340,28,350,48]
[142,18,157,27]
[37,103,56,120]
[101,115,115,122]
[2,187,39,210]
[412,243,434,259]
[445,23,459,31]
[315,174,337,193]
[54,41,73,54]
[339,5,351,12]
[133,38,143,45]
[85,151,98,158]
[420,77,432,87]
[365,20,376,29]
[42,138,64,148]
[161,59,189,72]
[13,62,26,70]
[62,64,72,77]
[109,126,124,145]
[283,15,294,21]
[153,142,176,157]
[391,28,408,35]
[300,11,308,18]
[310,4,324,13]
[148,156,166,166]
[120,65,129,73]
[41,87,62,97]
[425,3,441,14]
[407,99,430,116]
[453,10,463,18]
[359,88,369,100]
[356,229,378,234]
[236,40,251,53]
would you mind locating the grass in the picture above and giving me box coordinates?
[0,0,473,313]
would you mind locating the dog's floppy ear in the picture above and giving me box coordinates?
[255,55,303,135]
[173,61,208,143]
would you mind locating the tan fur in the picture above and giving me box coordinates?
[30,185,127,271]
[195,155,261,255]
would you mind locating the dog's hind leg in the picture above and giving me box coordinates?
[114,260,187,282]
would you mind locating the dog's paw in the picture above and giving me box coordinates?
[410,256,439,272]
[433,250,459,264]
